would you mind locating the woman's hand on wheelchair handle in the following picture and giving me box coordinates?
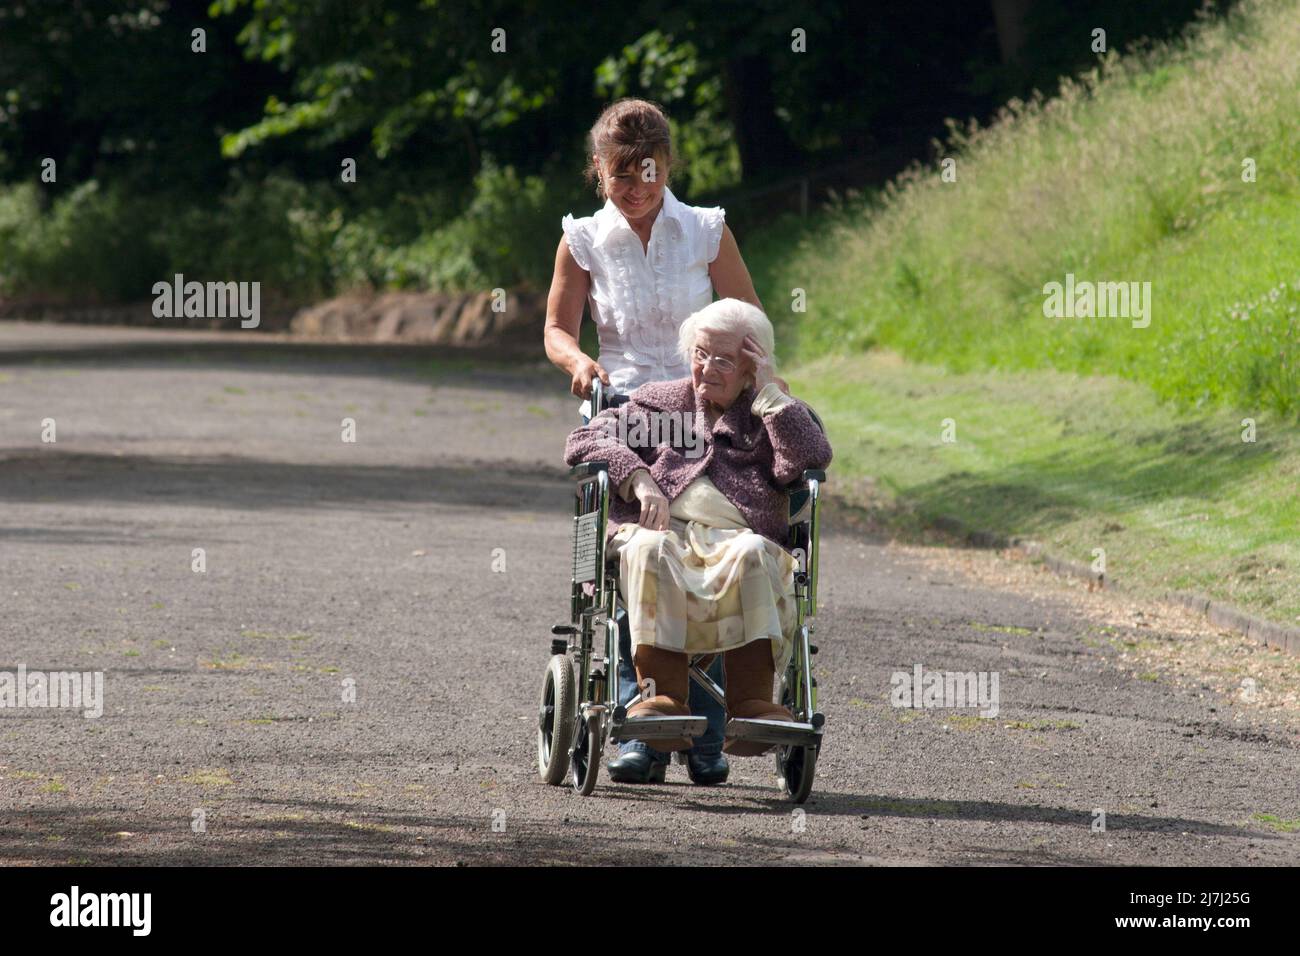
[571,355,610,399]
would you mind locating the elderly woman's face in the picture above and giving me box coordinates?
[691,328,752,410]
[598,152,668,226]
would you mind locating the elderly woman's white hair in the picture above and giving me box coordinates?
[677,298,776,382]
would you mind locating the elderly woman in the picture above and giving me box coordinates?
[546,97,770,785]
[564,299,832,756]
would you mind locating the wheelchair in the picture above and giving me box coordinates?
[536,379,827,801]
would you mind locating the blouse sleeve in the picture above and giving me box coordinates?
[699,206,727,263]
[561,214,592,272]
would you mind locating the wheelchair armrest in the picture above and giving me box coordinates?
[783,469,826,493]
[569,460,608,480]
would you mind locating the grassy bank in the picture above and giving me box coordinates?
[787,351,1299,628]
[762,0,1299,418]
[742,0,1300,629]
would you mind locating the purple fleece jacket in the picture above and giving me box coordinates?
[563,378,832,549]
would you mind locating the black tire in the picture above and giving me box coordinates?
[773,667,801,775]
[570,711,602,796]
[777,744,817,804]
[537,654,576,785]
[775,670,817,802]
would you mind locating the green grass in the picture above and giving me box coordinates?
[180,769,234,788]
[754,0,1300,629]
[1251,813,1300,833]
[764,0,1300,418]
[241,629,312,642]
[969,623,1034,636]
[1004,720,1082,731]
[788,351,1300,627]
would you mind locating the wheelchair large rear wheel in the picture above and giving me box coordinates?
[538,654,576,785]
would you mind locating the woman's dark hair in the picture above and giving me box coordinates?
[584,98,676,198]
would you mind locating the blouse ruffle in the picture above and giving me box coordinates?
[560,214,592,272]
[560,189,722,393]
[699,205,726,263]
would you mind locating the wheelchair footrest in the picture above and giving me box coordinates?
[609,715,708,743]
[723,718,820,747]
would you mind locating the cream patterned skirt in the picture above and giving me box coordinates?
[612,518,798,670]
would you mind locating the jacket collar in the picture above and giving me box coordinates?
[592,186,686,248]
[630,377,694,412]
[630,378,758,443]
[693,382,758,441]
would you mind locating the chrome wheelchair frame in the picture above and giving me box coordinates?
[537,379,826,801]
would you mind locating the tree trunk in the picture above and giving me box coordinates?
[722,53,801,181]
[991,0,1034,63]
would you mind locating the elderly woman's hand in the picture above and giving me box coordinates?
[742,334,788,393]
[628,469,671,531]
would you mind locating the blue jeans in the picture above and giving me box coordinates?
[615,605,726,761]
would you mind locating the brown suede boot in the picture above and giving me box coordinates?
[722,638,793,757]
[628,645,691,752]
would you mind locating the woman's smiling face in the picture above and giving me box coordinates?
[598,152,668,225]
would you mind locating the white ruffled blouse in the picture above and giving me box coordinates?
[562,187,726,397]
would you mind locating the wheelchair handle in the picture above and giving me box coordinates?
[783,468,827,493]
[590,377,629,414]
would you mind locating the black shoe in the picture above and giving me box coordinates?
[686,751,730,786]
[607,749,668,784]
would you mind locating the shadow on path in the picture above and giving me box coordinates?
[0,335,550,392]
[0,451,569,516]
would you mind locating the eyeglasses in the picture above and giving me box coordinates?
[691,347,737,374]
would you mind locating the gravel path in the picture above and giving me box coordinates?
[1,320,1296,865]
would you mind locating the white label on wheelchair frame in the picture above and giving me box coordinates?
[573,512,602,583]
[792,547,807,572]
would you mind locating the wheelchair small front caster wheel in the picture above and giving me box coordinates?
[570,711,602,796]
[776,744,817,804]
[537,654,576,786]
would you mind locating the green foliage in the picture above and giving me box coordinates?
[594,30,741,196]
[0,176,350,303]
[162,174,338,298]
[209,0,616,171]
[0,182,167,303]
[0,0,1271,314]
[382,161,575,292]
[0,161,580,302]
